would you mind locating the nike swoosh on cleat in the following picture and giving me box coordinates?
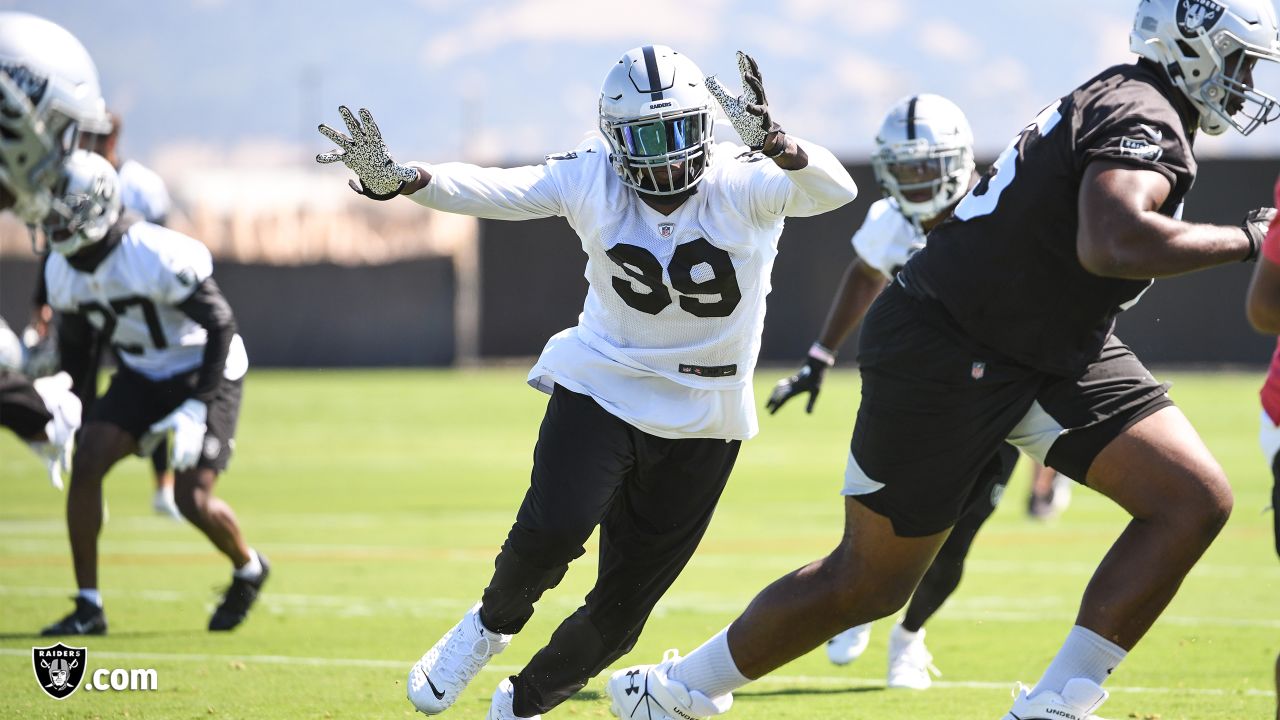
[425,674,445,700]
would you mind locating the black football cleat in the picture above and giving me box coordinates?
[42,597,108,636]
[209,554,270,631]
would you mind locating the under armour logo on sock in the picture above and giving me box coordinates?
[625,669,641,695]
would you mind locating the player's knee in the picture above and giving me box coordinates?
[174,487,208,524]
[68,430,117,478]
[819,552,911,624]
[1171,468,1233,539]
[507,523,590,567]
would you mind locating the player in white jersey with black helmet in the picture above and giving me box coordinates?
[37,150,268,637]
[767,94,1020,691]
[317,46,856,720]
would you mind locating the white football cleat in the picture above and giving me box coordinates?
[1000,678,1110,720]
[607,649,733,720]
[885,624,940,690]
[826,623,872,666]
[487,677,539,720]
[407,602,511,715]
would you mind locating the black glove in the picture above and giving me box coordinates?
[766,345,835,414]
[1242,207,1277,262]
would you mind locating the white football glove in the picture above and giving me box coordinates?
[141,398,207,472]
[27,372,81,490]
[705,51,783,151]
[316,105,418,200]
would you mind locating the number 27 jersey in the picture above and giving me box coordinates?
[409,134,857,439]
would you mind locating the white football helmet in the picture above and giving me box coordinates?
[42,149,121,257]
[871,94,976,224]
[0,12,111,224]
[1132,0,1280,135]
[599,45,715,196]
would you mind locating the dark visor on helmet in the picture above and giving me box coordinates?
[618,116,705,157]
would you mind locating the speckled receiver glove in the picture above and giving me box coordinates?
[705,51,783,153]
[316,106,418,200]
[1241,207,1277,262]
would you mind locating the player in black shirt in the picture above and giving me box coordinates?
[608,2,1280,719]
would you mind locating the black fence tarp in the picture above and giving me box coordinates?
[0,257,456,367]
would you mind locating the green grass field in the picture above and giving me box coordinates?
[1,368,1277,719]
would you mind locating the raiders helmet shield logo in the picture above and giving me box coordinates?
[1177,0,1224,37]
[32,643,87,700]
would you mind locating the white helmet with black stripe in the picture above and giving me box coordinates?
[0,12,111,225]
[1131,0,1280,135]
[599,45,715,196]
[42,149,121,257]
[871,93,975,225]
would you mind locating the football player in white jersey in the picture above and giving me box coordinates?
[37,150,268,636]
[28,108,179,518]
[0,11,107,487]
[77,109,181,519]
[317,46,857,719]
[766,94,1022,690]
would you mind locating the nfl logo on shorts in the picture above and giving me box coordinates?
[971,361,986,380]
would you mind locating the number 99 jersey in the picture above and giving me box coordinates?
[44,219,247,381]
[899,61,1196,376]
[410,133,857,440]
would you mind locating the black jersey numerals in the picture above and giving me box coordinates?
[81,296,168,354]
[954,100,1064,221]
[606,238,742,318]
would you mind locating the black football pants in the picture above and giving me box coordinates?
[479,385,740,717]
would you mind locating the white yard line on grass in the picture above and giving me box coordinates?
[0,648,1272,698]
[3,584,1280,628]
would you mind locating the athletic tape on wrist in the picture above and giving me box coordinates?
[808,342,836,366]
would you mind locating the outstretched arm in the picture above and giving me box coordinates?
[816,256,889,351]
[707,51,857,218]
[317,105,564,220]
[1077,161,1269,278]
[766,256,885,415]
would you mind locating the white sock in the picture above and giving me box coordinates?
[78,588,103,608]
[668,627,750,699]
[234,549,263,580]
[889,623,920,648]
[1031,626,1127,698]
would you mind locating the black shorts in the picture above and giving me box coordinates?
[846,282,1172,537]
[89,365,242,471]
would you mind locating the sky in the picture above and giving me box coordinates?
[14,0,1280,175]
